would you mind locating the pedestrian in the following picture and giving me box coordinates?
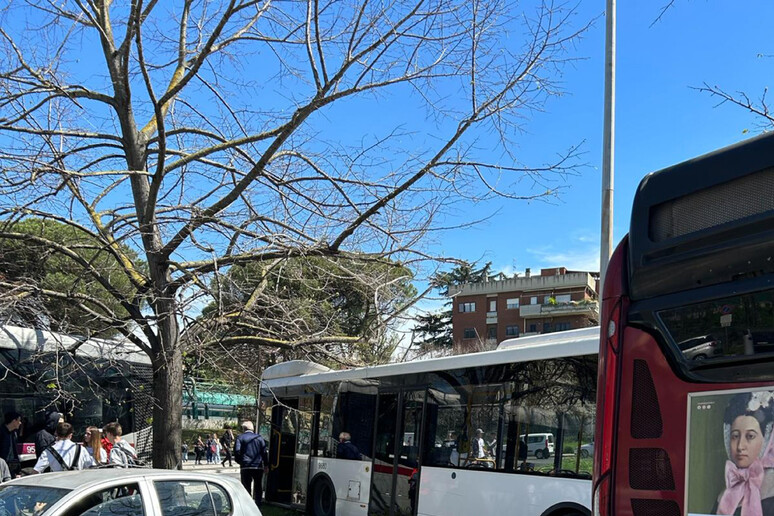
[194,436,205,464]
[182,442,188,462]
[0,458,10,483]
[220,426,235,467]
[206,434,214,464]
[33,422,95,472]
[101,431,113,457]
[0,411,22,477]
[103,422,138,467]
[337,431,361,460]
[31,411,63,459]
[83,426,107,464]
[213,433,222,464]
[235,421,269,507]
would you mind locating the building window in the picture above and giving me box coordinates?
[506,298,519,309]
[489,300,496,312]
[543,322,552,333]
[555,294,572,304]
[463,328,477,339]
[530,297,538,305]
[529,324,537,333]
[487,326,497,339]
[505,325,519,337]
[544,296,552,304]
[459,302,476,313]
[554,322,572,331]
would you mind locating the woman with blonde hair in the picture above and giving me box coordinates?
[83,426,107,464]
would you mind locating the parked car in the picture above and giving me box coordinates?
[677,334,722,361]
[519,433,554,459]
[0,468,261,515]
[580,442,594,458]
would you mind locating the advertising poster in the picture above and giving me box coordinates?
[687,388,774,516]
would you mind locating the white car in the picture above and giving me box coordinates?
[0,468,261,516]
[519,433,555,459]
[580,442,594,458]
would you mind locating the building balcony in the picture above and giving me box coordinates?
[519,301,599,319]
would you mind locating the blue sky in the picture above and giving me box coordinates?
[434,1,774,277]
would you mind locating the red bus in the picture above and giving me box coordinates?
[594,132,774,516]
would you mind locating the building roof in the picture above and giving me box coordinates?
[450,270,597,297]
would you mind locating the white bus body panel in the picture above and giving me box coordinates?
[310,457,371,516]
[417,466,591,516]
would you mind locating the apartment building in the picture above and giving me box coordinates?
[449,267,599,352]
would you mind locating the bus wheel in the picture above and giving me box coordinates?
[311,477,336,516]
[535,449,544,459]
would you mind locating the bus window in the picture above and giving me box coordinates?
[316,395,334,457]
[332,385,377,460]
[422,359,595,477]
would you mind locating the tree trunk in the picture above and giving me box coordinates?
[149,255,183,469]
[151,316,183,469]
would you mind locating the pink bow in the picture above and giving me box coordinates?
[718,459,765,516]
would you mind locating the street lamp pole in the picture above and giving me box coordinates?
[600,0,616,290]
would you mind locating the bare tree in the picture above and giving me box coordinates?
[0,0,587,467]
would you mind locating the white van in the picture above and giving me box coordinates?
[519,433,555,459]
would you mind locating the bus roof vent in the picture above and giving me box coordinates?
[262,360,331,380]
[650,166,774,242]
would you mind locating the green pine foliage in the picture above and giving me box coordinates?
[0,218,145,337]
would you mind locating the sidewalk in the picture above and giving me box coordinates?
[180,461,240,474]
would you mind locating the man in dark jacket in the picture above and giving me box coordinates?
[0,411,22,476]
[337,432,361,460]
[32,412,63,459]
[234,421,269,506]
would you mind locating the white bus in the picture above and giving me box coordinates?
[259,327,598,516]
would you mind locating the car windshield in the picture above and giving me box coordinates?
[0,485,71,515]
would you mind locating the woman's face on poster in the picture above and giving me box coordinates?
[730,415,765,468]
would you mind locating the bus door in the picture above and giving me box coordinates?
[266,397,298,504]
[369,389,426,516]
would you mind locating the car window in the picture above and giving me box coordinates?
[0,484,71,516]
[207,483,233,516]
[155,480,231,516]
[60,483,145,516]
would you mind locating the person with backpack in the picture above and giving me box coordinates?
[234,421,269,507]
[32,422,95,473]
[206,435,214,464]
[103,422,138,467]
[31,411,63,459]
[0,458,11,482]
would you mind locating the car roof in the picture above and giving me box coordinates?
[5,468,240,490]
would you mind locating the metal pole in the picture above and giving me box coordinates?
[600,0,616,290]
